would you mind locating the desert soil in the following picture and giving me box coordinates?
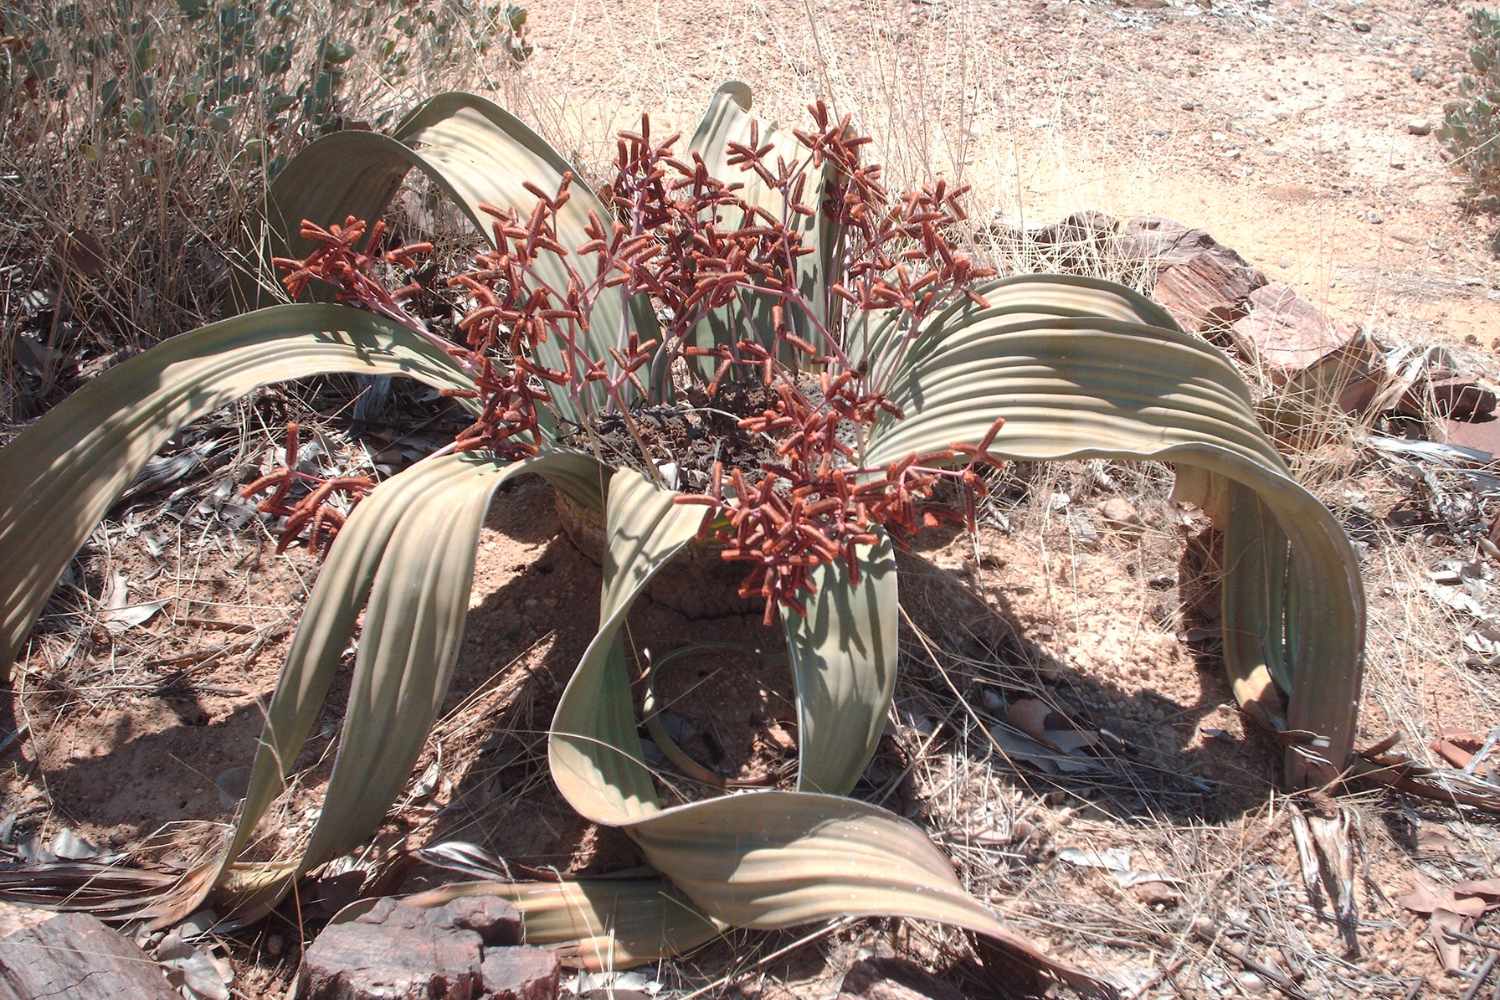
[4,0,1500,997]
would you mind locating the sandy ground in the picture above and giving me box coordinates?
[503,0,1499,350]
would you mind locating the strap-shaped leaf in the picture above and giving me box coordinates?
[0,304,476,683]
[863,275,1365,786]
[11,451,609,931]
[853,272,1185,384]
[684,82,840,373]
[207,451,607,927]
[548,469,700,824]
[231,451,600,876]
[783,539,897,794]
[405,877,725,970]
[256,92,656,423]
[537,469,1110,995]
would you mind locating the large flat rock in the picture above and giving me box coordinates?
[0,902,177,1000]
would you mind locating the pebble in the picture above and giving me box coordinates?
[1099,497,1144,535]
[1406,119,1432,136]
[1237,971,1269,993]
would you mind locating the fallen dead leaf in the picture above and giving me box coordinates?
[1416,823,1458,856]
[1453,878,1500,901]
[1430,738,1475,769]
[99,572,169,634]
[1430,908,1466,973]
[1007,697,1102,754]
[1058,847,1131,873]
[1398,872,1500,972]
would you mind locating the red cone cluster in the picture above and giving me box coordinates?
[264,101,1006,620]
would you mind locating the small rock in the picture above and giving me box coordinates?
[302,897,483,999]
[481,945,560,1000]
[1401,377,1497,421]
[0,903,178,999]
[1122,218,1267,333]
[1152,250,1266,333]
[1237,971,1270,994]
[987,211,1123,273]
[765,721,797,751]
[1406,119,1432,136]
[1031,210,1120,247]
[1131,880,1182,908]
[1098,498,1144,537]
[1070,514,1100,548]
[1227,283,1361,384]
[838,956,964,1000]
[436,894,524,947]
[1445,415,1500,456]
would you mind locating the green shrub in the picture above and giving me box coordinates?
[0,1,529,421]
[1441,6,1500,201]
[4,1,531,160]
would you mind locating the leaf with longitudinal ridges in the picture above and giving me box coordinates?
[526,468,1112,996]
[683,82,842,376]
[861,273,1365,786]
[547,468,700,824]
[19,450,608,929]
[783,538,897,795]
[403,877,726,970]
[212,449,607,926]
[0,303,476,685]
[249,92,657,423]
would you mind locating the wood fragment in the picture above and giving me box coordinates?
[1462,956,1498,1000]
